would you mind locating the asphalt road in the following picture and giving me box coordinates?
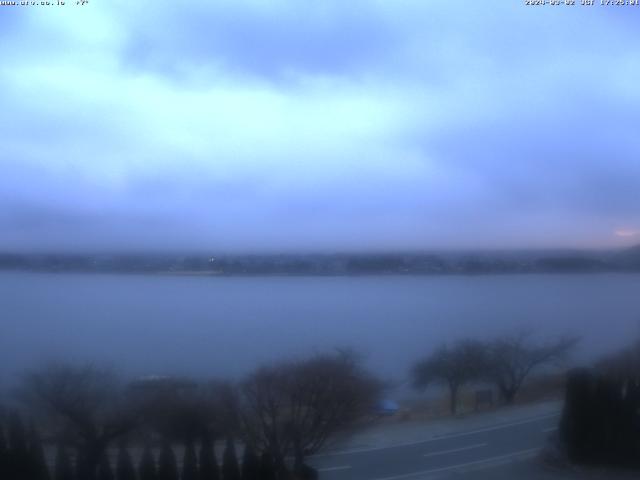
[309,412,560,480]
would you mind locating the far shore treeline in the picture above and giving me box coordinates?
[1,245,640,276]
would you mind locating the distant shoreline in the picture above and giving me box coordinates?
[2,268,640,278]
[1,248,638,276]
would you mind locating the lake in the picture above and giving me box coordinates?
[1,272,639,386]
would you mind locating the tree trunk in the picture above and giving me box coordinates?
[449,384,459,415]
[503,389,516,404]
[293,446,304,471]
[77,443,103,480]
[500,385,517,404]
[273,452,290,480]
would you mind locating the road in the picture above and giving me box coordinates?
[309,412,560,480]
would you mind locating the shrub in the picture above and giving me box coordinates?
[139,445,157,480]
[157,442,178,480]
[98,453,114,480]
[198,434,219,480]
[28,425,50,480]
[240,445,259,480]
[116,444,136,480]
[53,444,74,480]
[182,441,198,480]
[221,439,240,480]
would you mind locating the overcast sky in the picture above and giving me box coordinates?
[1,1,639,252]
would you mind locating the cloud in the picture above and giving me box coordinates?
[120,0,399,84]
[1,1,639,251]
[615,229,638,238]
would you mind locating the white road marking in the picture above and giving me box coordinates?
[423,442,487,457]
[311,412,559,458]
[317,465,352,472]
[371,447,540,480]
[542,426,557,433]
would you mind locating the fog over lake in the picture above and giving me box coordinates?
[2,272,639,386]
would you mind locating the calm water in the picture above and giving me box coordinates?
[1,272,639,385]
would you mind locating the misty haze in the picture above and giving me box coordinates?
[2,2,640,480]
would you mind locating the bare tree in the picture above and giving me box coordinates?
[239,351,382,475]
[20,364,141,480]
[596,337,640,381]
[130,377,236,443]
[412,340,485,415]
[483,331,578,404]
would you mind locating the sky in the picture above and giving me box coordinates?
[1,1,639,252]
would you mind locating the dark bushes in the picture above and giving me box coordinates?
[560,342,640,469]
[54,444,74,480]
[198,434,219,480]
[116,443,136,480]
